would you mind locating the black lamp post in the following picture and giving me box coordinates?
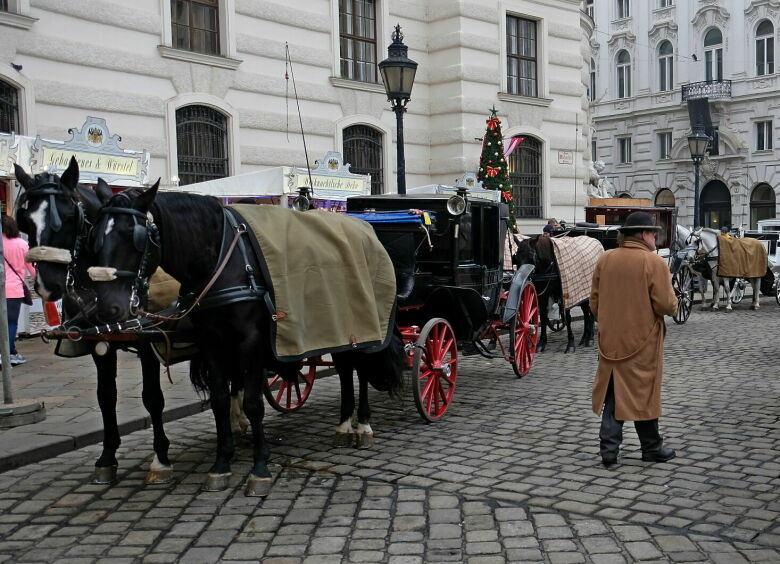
[379,24,417,195]
[687,129,710,228]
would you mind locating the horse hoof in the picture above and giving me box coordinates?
[565,347,576,354]
[244,474,272,497]
[145,465,174,485]
[333,432,354,448]
[203,472,231,492]
[355,433,374,449]
[92,466,118,485]
[751,305,760,311]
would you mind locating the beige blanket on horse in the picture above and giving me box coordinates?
[550,236,604,309]
[230,205,397,361]
[718,236,767,278]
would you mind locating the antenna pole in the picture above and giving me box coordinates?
[285,44,315,196]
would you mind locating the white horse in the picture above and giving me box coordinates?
[675,225,762,311]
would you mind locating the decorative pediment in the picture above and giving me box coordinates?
[607,31,636,55]
[745,0,780,25]
[692,5,731,31]
[649,20,679,43]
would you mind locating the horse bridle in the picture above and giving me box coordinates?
[88,198,160,316]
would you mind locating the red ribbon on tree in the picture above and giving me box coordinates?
[486,117,501,131]
[485,166,501,177]
[502,190,512,202]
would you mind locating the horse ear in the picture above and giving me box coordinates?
[95,178,113,204]
[133,179,160,211]
[60,156,80,191]
[13,163,33,190]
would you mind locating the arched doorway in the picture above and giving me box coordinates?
[700,180,731,228]
[655,188,675,207]
[750,183,776,229]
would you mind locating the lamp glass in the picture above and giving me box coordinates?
[380,64,416,100]
[688,133,709,159]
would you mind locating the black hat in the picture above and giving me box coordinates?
[619,211,662,233]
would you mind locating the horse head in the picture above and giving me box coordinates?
[13,156,102,301]
[88,181,161,323]
[513,235,555,274]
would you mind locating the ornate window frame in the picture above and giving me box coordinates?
[0,67,34,135]
[499,4,548,100]
[502,124,549,221]
[0,0,35,30]
[329,0,389,91]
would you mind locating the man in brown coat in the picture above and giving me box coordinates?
[590,211,678,466]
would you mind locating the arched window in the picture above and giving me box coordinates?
[704,28,723,82]
[589,58,596,101]
[700,180,730,228]
[756,20,774,76]
[616,50,631,98]
[508,136,542,219]
[658,41,674,91]
[176,105,229,186]
[343,125,383,195]
[750,183,776,229]
[618,192,632,198]
[0,78,19,134]
[655,188,675,207]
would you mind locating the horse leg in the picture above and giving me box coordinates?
[710,273,720,311]
[579,302,594,347]
[229,379,250,435]
[698,274,709,310]
[722,277,732,312]
[537,293,548,353]
[751,277,761,310]
[93,346,120,485]
[564,308,576,353]
[355,376,373,448]
[139,343,173,485]
[203,357,235,492]
[242,360,273,497]
[333,357,355,447]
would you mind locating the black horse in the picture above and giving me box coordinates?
[88,185,404,496]
[514,235,594,353]
[13,158,174,485]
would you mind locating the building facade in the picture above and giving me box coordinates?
[589,0,780,230]
[0,0,589,231]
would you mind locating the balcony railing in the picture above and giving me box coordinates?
[681,80,732,101]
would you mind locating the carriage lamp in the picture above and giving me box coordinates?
[379,24,418,195]
[292,186,312,212]
[446,187,468,216]
[688,129,710,228]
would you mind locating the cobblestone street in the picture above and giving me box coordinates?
[1,300,779,563]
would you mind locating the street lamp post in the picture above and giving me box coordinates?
[379,24,417,195]
[687,129,710,228]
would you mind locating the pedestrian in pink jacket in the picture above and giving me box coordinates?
[3,216,35,365]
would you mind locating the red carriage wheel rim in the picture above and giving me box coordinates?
[514,284,539,375]
[414,319,457,421]
[264,359,318,412]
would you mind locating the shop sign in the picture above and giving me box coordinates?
[288,151,370,199]
[30,117,149,186]
[558,150,573,165]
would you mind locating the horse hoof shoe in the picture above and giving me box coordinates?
[355,433,374,449]
[333,432,354,448]
[244,475,272,497]
[145,465,174,485]
[92,466,118,485]
[203,472,231,492]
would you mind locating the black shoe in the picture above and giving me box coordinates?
[641,447,676,462]
[601,453,617,466]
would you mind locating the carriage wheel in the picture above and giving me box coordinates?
[412,318,457,422]
[545,296,565,332]
[263,358,319,413]
[511,284,539,378]
[775,277,780,307]
[672,268,693,325]
[730,279,745,305]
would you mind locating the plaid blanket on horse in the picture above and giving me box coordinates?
[230,205,397,361]
[550,236,604,309]
[717,236,767,278]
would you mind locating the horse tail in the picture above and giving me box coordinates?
[356,332,406,397]
[189,356,211,397]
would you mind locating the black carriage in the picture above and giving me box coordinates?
[347,193,539,421]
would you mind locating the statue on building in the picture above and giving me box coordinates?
[586,160,615,199]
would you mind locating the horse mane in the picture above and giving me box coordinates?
[535,235,555,262]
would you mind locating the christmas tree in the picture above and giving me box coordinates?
[477,107,516,230]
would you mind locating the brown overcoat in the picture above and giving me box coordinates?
[590,240,677,421]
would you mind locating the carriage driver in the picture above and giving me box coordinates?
[589,211,678,466]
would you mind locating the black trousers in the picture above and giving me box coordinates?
[600,376,662,456]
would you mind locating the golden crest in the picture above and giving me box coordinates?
[328,159,339,170]
[87,126,104,145]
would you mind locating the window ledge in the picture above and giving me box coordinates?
[158,46,242,70]
[616,163,633,168]
[497,92,552,107]
[753,149,774,154]
[330,77,385,94]
[0,11,37,30]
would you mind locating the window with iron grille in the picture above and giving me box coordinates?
[506,15,538,97]
[176,105,228,186]
[508,136,542,219]
[171,0,220,56]
[0,79,19,134]
[756,120,773,151]
[343,125,383,194]
[339,0,377,82]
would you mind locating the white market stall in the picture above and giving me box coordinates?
[407,172,503,203]
[175,151,371,212]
